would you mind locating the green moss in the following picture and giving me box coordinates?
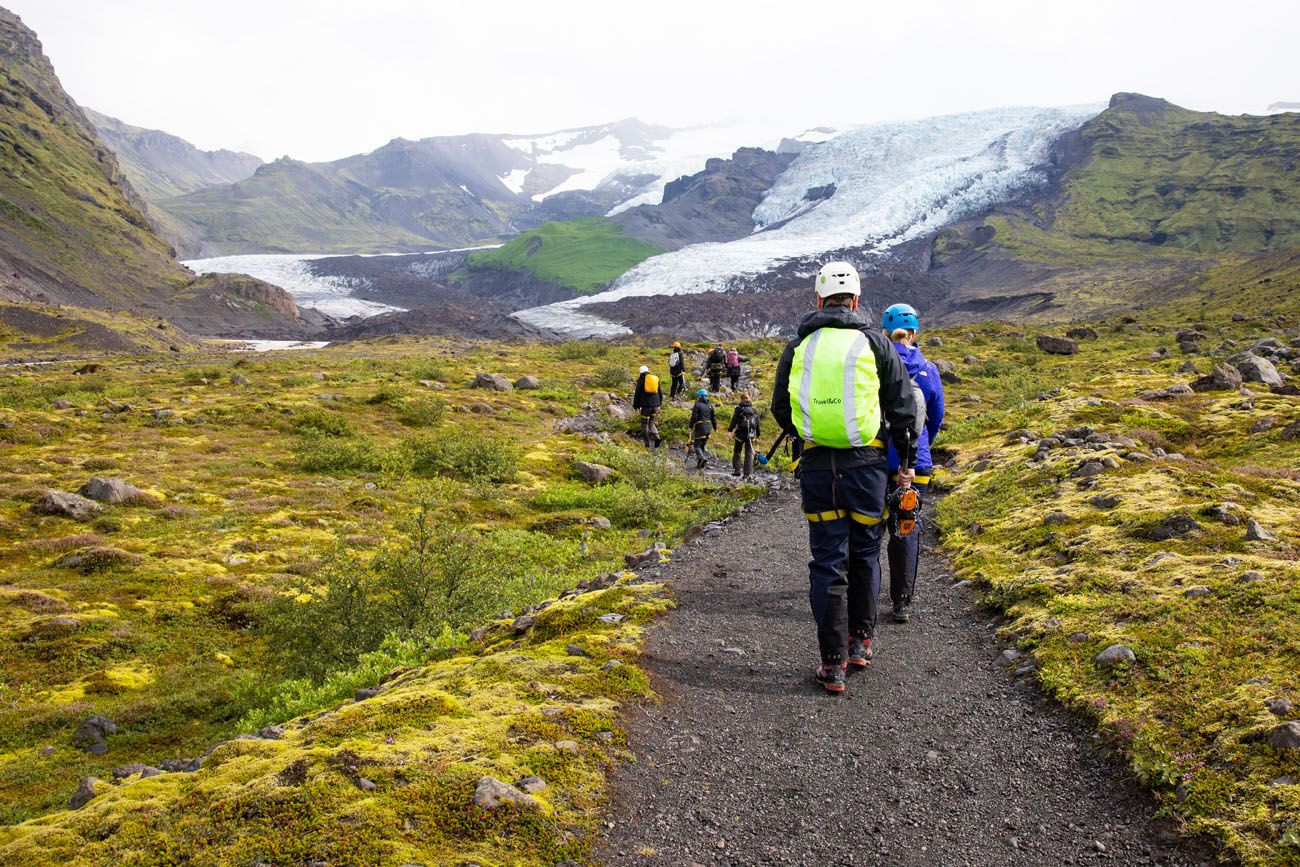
[467,218,664,294]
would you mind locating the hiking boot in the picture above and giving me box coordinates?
[891,599,911,623]
[847,637,873,668]
[814,662,846,694]
[731,469,741,477]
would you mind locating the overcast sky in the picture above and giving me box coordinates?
[11,0,1298,162]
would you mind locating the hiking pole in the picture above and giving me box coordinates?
[755,430,788,466]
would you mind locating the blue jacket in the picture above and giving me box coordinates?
[887,341,945,474]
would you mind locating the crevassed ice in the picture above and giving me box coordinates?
[183,254,404,318]
[513,104,1101,337]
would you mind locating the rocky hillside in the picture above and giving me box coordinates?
[0,8,323,351]
[83,109,262,202]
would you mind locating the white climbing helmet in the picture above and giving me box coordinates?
[815,261,861,298]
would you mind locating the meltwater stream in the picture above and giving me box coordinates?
[513,104,1101,337]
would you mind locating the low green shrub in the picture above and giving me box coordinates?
[589,363,630,389]
[555,340,609,361]
[294,434,384,473]
[290,406,354,437]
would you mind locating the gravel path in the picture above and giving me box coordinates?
[599,485,1209,866]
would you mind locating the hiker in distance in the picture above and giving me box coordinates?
[668,341,687,399]
[771,261,919,695]
[725,345,743,390]
[882,303,946,624]
[727,392,761,479]
[705,342,727,393]
[688,388,717,469]
[632,365,664,451]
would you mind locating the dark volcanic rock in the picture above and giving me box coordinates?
[1189,365,1242,392]
[1036,335,1079,355]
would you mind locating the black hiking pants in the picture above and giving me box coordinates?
[640,410,661,449]
[732,436,754,477]
[886,472,929,602]
[728,369,740,390]
[670,372,685,399]
[691,436,711,468]
[800,457,887,664]
[709,372,722,393]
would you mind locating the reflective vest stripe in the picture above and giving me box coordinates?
[794,328,822,443]
[842,331,869,447]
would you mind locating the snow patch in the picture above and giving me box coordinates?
[499,168,529,194]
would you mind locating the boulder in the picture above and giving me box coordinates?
[588,516,612,530]
[1036,335,1079,355]
[1089,493,1122,510]
[69,777,101,810]
[1043,512,1074,526]
[963,355,979,364]
[52,399,73,409]
[574,461,614,484]
[1270,722,1300,750]
[1245,519,1276,542]
[1096,645,1136,667]
[30,489,101,521]
[1142,384,1195,400]
[112,763,162,781]
[1066,327,1099,340]
[513,375,542,390]
[472,372,513,392]
[1266,697,1293,717]
[78,477,146,504]
[473,776,539,810]
[625,542,666,568]
[230,373,249,386]
[1281,420,1300,441]
[72,715,117,753]
[926,336,944,347]
[1147,514,1199,541]
[1236,355,1284,387]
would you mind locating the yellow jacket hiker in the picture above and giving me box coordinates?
[771,261,919,694]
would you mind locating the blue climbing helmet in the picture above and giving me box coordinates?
[697,389,709,397]
[881,303,920,333]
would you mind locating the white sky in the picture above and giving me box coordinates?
[10,0,1298,163]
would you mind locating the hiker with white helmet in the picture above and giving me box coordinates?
[632,364,664,451]
[771,261,919,694]
[880,303,945,623]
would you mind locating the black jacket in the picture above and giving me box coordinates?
[632,372,663,410]
[706,347,727,373]
[771,305,919,469]
[668,349,685,375]
[689,397,716,437]
[728,404,761,441]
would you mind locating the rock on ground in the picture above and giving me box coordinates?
[1036,335,1079,355]
[472,372,514,392]
[574,461,615,484]
[30,489,101,521]
[1189,364,1243,392]
[68,777,100,810]
[78,477,146,504]
[599,490,1198,866]
[514,375,542,389]
[473,776,538,810]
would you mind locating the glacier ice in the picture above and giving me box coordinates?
[184,253,404,318]
[513,104,1101,337]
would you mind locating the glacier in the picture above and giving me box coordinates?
[513,104,1101,337]
[183,253,403,318]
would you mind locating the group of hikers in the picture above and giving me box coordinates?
[632,340,758,478]
[627,260,947,695]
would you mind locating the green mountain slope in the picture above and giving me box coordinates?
[0,8,191,309]
[83,109,262,202]
[465,218,663,294]
[930,94,1300,323]
[0,7,320,348]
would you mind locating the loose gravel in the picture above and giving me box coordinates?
[599,486,1211,866]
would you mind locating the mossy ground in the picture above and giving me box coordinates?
[466,219,664,295]
[930,280,1300,864]
[0,335,766,863]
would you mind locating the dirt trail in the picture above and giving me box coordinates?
[600,486,1208,866]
